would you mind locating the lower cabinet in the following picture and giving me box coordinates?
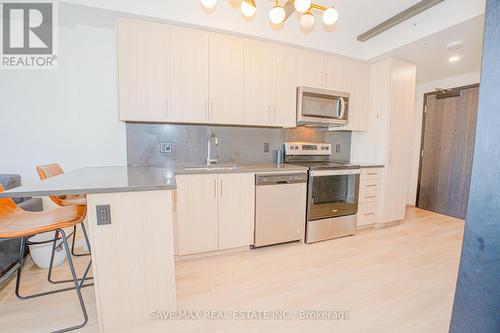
[357,167,384,228]
[175,173,255,256]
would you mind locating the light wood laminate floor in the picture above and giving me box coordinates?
[0,207,464,333]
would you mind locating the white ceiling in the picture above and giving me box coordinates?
[377,15,484,83]
[62,0,486,61]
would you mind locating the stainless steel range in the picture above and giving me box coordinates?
[284,142,360,243]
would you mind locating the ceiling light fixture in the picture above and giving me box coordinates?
[322,7,338,25]
[200,0,217,9]
[241,0,257,17]
[300,10,315,29]
[448,56,460,63]
[269,1,286,24]
[295,0,312,13]
[201,0,339,32]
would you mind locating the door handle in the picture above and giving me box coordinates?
[213,179,216,197]
[220,179,223,197]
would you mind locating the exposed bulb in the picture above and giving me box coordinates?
[241,0,257,17]
[294,0,311,13]
[269,5,285,24]
[200,0,217,9]
[300,11,315,29]
[322,7,338,25]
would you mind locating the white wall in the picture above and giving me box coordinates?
[407,71,481,205]
[0,23,126,185]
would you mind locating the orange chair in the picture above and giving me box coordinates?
[0,185,91,332]
[36,164,88,257]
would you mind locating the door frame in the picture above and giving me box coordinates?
[415,83,480,209]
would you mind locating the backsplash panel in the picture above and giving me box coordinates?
[126,123,351,166]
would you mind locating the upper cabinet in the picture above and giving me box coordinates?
[243,40,297,127]
[297,50,370,131]
[170,26,209,123]
[208,33,245,125]
[118,18,170,122]
[117,17,371,130]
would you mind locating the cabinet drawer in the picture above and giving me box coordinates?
[359,179,382,194]
[361,167,384,180]
[357,202,380,226]
[358,190,381,203]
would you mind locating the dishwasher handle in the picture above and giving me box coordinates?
[256,172,307,186]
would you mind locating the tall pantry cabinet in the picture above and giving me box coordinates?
[350,58,416,224]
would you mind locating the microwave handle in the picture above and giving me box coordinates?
[338,97,345,119]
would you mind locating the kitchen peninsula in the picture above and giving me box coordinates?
[0,163,307,332]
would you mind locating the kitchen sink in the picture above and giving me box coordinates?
[183,164,238,171]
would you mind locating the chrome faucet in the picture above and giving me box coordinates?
[206,133,219,165]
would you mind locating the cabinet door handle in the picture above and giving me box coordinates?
[325,72,328,87]
[268,106,271,123]
[367,172,377,175]
[166,98,170,119]
[220,179,223,198]
[364,213,375,216]
[210,101,214,120]
[273,106,276,122]
[213,179,216,197]
[365,195,376,199]
[205,100,209,120]
[366,184,377,187]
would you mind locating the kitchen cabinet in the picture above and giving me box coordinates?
[217,173,255,250]
[357,167,384,228]
[117,17,371,130]
[175,173,255,256]
[297,49,327,89]
[117,17,170,122]
[273,45,298,127]
[170,26,209,123]
[243,40,296,127]
[175,174,218,255]
[243,39,275,126]
[209,33,244,125]
[350,58,416,224]
[381,59,416,223]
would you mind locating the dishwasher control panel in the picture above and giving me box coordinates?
[256,173,308,186]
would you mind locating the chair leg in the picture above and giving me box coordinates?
[48,229,93,285]
[50,228,88,333]
[71,225,90,257]
[16,237,93,300]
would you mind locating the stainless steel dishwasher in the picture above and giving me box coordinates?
[254,172,308,247]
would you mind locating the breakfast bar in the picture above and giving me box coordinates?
[0,166,177,332]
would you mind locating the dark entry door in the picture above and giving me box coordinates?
[417,85,479,219]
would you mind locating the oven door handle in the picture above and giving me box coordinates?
[310,169,360,177]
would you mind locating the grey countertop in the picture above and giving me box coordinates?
[0,166,176,198]
[0,164,308,198]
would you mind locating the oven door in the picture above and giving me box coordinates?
[307,169,360,221]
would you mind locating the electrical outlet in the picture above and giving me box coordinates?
[160,142,172,153]
[336,144,341,153]
[264,143,270,153]
[96,205,111,225]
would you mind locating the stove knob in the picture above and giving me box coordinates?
[295,145,299,149]
[290,146,294,150]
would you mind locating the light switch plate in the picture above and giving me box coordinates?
[96,205,111,225]
[160,142,172,153]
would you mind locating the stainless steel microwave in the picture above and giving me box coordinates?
[297,86,349,127]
